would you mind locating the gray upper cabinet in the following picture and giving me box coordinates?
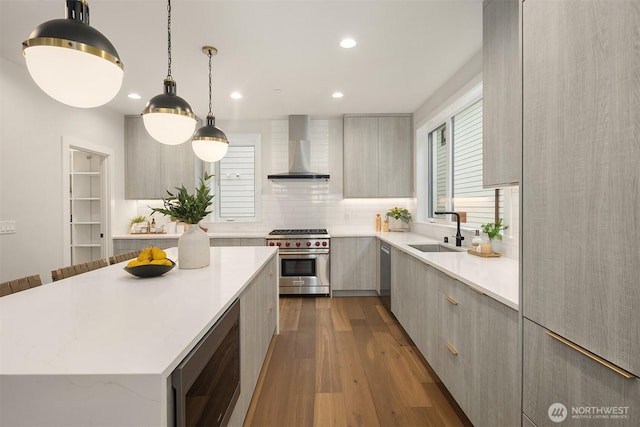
[522,0,640,376]
[343,115,412,198]
[482,0,521,187]
[124,115,201,199]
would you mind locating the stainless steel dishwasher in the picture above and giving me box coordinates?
[379,241,391,311]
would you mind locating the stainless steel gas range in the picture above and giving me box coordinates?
[266,229,330,296]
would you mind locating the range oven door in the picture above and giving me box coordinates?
[279,251,330,295]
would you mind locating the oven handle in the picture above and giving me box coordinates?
[279,251,329,256]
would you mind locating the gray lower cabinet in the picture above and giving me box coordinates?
[124,115,201,200]
[522,0,640,376]
[482,0,521,186]
[331,237,376,291]
[113,238,179,254]
[113,237,265,255]
[229,255,278,425]
[343,115,412,198]
[211,238,265,247]
[391,248,519,427]
[523,319,640,427]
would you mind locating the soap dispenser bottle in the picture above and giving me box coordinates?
[375,213,381,232]
[472,229,483,251]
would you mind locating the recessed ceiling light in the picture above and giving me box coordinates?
[230,92,243,99]
[332,92,344,98]
[340,38,357,49]
[127,93,141,100]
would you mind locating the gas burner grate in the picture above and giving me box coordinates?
[269,229,328,236]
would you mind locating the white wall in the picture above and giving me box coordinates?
[0,58,130,283]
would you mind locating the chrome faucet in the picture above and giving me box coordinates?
[434,211,464,247]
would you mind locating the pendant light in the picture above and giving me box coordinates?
[192,46,229,162]
[22,0,124,108]
[142,0,196,145]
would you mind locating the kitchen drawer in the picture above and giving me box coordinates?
[437,283,472,415]
[523,319,640,426]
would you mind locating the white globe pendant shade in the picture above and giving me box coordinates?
[192,115,229,162]
[22,1,124,108]
[142,79,197,145]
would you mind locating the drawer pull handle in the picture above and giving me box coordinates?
[445,342,458,355]
[545,331,636,379]
[446,295,458,305]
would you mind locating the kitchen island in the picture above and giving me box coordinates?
[0,246,278,427]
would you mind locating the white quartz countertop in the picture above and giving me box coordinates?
[374,232,519,310]
[0,246,277,377]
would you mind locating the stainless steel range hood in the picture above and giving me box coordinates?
[267,115,330,181]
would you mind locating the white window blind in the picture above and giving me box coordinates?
[451,100,498,227]
[430,124,448,215]
[218,146,255,218]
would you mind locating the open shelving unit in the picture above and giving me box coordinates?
[69,149,104,264]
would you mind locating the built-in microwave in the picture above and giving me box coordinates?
[171,299,240,427]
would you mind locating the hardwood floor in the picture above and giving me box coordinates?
[244,296,472,427]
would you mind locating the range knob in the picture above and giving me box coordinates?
[269,242,275,246]
[322,241,327,247]
[306,242,311,247]
[285,242,290,247]
[315,241,320,246]
[296,242,301,247]
[276,242,281,247]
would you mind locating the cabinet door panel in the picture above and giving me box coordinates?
[522,0,640,375]
[482,0,521,186]
[355,237,376,291]
[343,117,379,197]
[330,238,358,291]
[378,116,412,196]
[523,319,640,427]
[125,116,199,199]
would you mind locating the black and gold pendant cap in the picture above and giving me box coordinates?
[142,78,197,119]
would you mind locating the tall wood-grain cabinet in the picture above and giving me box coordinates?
[343,115,412,197]
[482,0,521,187]
[124,115,202,199]
[522,1,640,424]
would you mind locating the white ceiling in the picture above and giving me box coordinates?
[0,0,483,120]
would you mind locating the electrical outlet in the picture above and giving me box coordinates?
[0,220,16,234]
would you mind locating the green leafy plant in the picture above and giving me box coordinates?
[129,215,147,226]
[386,207,412,223]
[481,218,509,241]
[150,173,214,224]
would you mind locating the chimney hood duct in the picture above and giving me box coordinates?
[267,115,330,181]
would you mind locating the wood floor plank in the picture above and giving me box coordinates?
[357,297,388,332]
[374,302,395,324]
[330,298,353,332]
[372,330,432,407]
[334,330,381,427]
[399,346,434,384]
[280,297,302,331]
[313,393,348,427]
[315,296,331,309]
[295,298,317,359]
[423,382,472,427]
[315,308,342,393]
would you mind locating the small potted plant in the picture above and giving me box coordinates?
[386,207,412,231]
[150,173,214,269]
[480,218,508,253]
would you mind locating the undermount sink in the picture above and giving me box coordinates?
[408,243,464,253]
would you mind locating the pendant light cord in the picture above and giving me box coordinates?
[208,49,213,115]
[167,0,172,78]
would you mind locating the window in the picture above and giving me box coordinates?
[208,134,261,221]
[423,92,502,229]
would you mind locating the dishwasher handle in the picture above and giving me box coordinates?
[380,244,391,255]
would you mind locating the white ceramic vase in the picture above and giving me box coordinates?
[178,224,210,269]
